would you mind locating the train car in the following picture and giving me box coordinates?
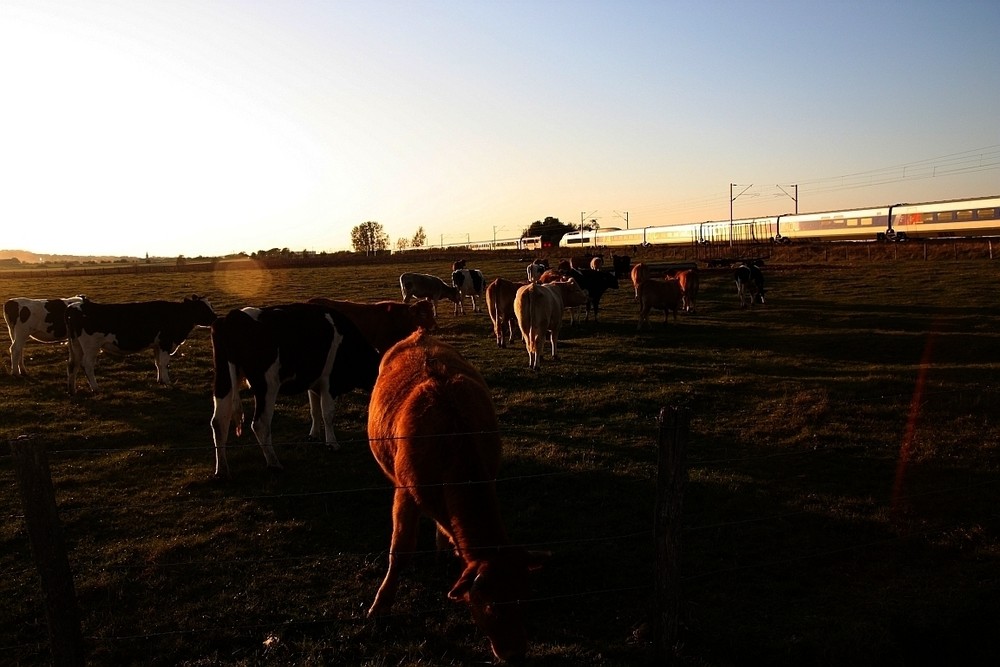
[520,236,543,251]
[559,228,622,248]
[888,196,1000,240]
[774,206,891,242]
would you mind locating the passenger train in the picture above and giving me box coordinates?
[557,195,1000,249]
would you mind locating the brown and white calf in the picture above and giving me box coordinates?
[637,278,683,329]
[514,280,589,370]
[306,298,436,354]
[209,303,380,477]
[4,295,84,376]
[65,295,216,394]
[367,330,546,662]
[485,278,523,348]
[399,272,461,317]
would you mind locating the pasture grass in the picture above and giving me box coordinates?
[1,254,999,665]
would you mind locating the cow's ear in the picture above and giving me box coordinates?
[448,562,479,601]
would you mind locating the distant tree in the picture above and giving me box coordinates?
[351,221,389,254]
[522,216,577,247]
[396,237,410,251]
[411,226,427,248]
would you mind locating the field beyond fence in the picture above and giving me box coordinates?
[2,255,998,665]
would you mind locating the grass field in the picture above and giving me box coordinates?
[2,254,999,665]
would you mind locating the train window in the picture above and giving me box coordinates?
[936,211,954,222]
[956,210,973,221]
[977,208,995,219]
[860,217,872,226]
[846,218,858,226]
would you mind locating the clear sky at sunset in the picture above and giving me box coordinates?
[2,0,998,258]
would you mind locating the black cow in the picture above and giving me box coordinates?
[65,295,216,394]
[451,268,486,314]
[209,303,380,477]
[564,268,620,322]
[611,254,632,280]
[735,262,766,308]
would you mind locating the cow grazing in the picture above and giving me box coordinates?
[485,278,523,348]
[451,268,486,314]
[630,262,650,300]
[564,268,619,322]
[637,278,683,329]
[735,263,766,308]
[65,295,216,394]
[209,303,380,477]
[399,272,461,317]
[367,330,545,661]
[514,280,589,370]
[4,295,84,376]
[306,298,436,354]
[676,268,700,313]
[611,253,632,280]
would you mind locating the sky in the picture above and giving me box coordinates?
[1,0,998,258]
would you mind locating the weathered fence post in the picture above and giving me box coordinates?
[653,406,689,664]
[10,437,85,667]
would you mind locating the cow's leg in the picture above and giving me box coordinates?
[308,390,323,438]
[548,330,557,359]
[76,339,101,393]
[211,390,234,477]
[311,388,340,450]
[250,372,282,469]
[153,347,172,385]
[10,335,27,376]
[66,338,90,394]
[369,488,421,616]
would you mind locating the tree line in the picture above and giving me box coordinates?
[350,217,580,253]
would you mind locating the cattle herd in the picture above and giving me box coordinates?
[2,256,765,661]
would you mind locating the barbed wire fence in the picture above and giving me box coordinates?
[4,399,998,665]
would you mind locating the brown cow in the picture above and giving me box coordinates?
[675,269,700,313]
[485,278,523,348]
[637,278,683,329]
[306,298,437,354]
[367,330,545,661]
[630,262,650,300]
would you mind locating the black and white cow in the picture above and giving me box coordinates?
[735,262,766,308]
[399,272,461,317]
[564,268,619,322]
[3,295,84,376]
[451,268,486,314]
[209,302,381,477]
[65,295,217,394]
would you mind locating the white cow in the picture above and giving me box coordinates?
[513,280,589,370]
[3,296,84,376]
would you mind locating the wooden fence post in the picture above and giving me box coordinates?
[653,407,689,664]
[10,438,85,667]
